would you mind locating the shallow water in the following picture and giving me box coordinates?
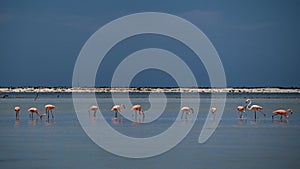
[0,93,300,169]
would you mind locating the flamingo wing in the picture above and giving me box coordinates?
[180,107,190,111]
[131,105,141,110]
[273,109,286,115]
[90,106,98,111]
[45,105,55,112]
[28,107,37,112]
[111,105,120,111]
[237,106,245,112]
[15,106,20,111]
[250,105,262,111]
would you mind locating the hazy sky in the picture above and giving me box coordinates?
[1,0,300,87]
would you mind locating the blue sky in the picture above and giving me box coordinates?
[1,0,300,87]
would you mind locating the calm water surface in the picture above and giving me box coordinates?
[0,93,299,169]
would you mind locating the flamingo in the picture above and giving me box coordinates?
[210,107,217,114]
[272,109,292,120]
[89,105,98,117]
[111,104,125,118]
[246,99,265,119]
[237,105,246,118]
[180,106,194,119]
[45,104,55,119]
[210,107,217,119]
[28,107,44,119]
[14,106,20,119]
[131,104,144,120]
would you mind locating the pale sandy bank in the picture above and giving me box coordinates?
[0,87,300,93]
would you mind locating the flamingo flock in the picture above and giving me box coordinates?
[13,104,55,120]
[236,98,293,121]
[12,98,294,122]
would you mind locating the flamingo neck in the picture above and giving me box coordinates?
[246,100,252,110]
[120,104,125,111]
[35,111,42,118]
[190,108,194,113]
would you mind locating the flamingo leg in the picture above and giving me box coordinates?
[115,110,118,118]
[51,110,54,118]
[239,112,243,118]
[259,111,266,117]
[93,110,96,117]
[181,111,184,119]
[141,112,145,120]
[133,111,137,120]
[47,110,50,120]
[254,111,257,120]
[272,113,279,119]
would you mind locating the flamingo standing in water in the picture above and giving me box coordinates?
[180,106,194,119]
[272,109,293,120]
[28,107,44,119]
[246,99,265,119]
[89,105,98,117]
[237,104,247,118]
[131,104,144,120]
[210,107,217,114]
[45,104,55,119]
[210,107,217,119]
[111,104,125,118]
[14,106,20,119]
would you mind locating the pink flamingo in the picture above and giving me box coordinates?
[180,106,194,119]
[210,107,217,119]
[111,104,125,118]
[89,105,98,117]
[272,109,292,120]
[28,107,44,119]
[210,107,217,114]
[237,105,246,118]
[45,104,55,119]
[246,99,265,119]
[14,106,20,119]
[131,104,144,120]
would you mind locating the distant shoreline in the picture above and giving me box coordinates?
[0,87,300,93]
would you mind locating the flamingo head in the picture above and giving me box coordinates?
[40,114,46,120]
[245,99,250,104]
[287,109,293,114]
